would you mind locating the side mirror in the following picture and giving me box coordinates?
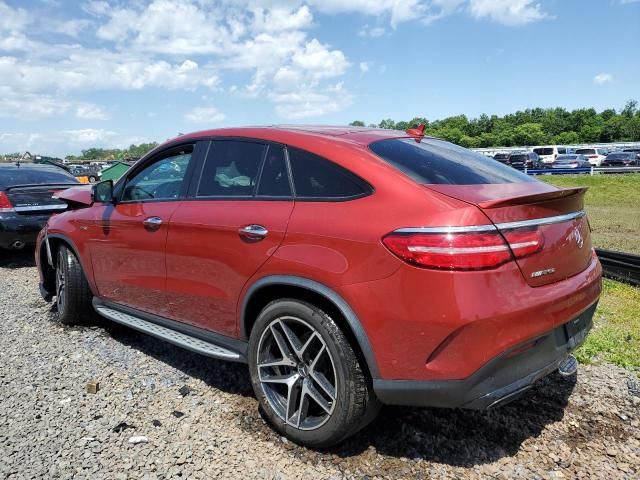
[93,180,114,203]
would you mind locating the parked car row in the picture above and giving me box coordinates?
[492,146,640,169]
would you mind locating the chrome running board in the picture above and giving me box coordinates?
[95,305,242,361]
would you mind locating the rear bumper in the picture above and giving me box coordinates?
[0,213,48,249]
[374,302,596,409]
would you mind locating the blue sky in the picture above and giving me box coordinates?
[1,0,639,157]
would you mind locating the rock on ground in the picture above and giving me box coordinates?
[0,252,638,479]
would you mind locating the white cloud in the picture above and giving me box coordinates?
[184,106,226,123]
[358,25,386,37]
[593,73,614,85]
[0,129,149,157]
[359,61,371,73]
[75,104,110,120]
[0,86,111,121]
[468,0,549,26]
[271,82,352,119]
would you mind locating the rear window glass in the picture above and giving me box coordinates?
[557,155,577,160]
[288,147,371,199]
[369,139,534,185]
[0,167,77,189]
[575,149,595,155]
[533,148,553,155]
[257,146,291,197]
[197,141,265,197]
[606,153,627,159]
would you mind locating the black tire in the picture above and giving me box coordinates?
[88,176,97,183]
[55,245,93,325]
[248,299,380,448]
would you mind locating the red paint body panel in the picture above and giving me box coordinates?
[53,185,93,207]
[36,126,603,390]
[165,200,294,336]
[87,202,178,316]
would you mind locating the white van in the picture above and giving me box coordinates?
[531,146,568,165]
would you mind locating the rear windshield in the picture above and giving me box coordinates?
[0,167,78,189]
[533,148,553,155]
[509,154,527,162]
[557,155,577,160]
[575,148,595,154]
[606,153,628,159]
[369,138,535,185]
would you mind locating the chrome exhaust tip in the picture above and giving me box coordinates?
[558,354,578,377]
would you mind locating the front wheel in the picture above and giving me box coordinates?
[248,299,380,448]
[55,245,93,325]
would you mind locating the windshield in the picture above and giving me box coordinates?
[369,138,535,185]
[0,167,78,189]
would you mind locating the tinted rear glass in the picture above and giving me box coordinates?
[606,153,629,159]
[370,139,534,185]
[288,147,371,199]
[0,167,77,189]
[509,154,527,162]
[575,149,595,154]
[557,155,577,161]
[533,148,553,155]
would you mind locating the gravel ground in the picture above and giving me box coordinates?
[1,251,639,479]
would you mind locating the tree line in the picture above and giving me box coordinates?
[64,142,159,162]
[350,100,640,148]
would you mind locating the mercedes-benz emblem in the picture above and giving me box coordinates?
[573,227,584,249]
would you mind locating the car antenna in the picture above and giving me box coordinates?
[406,123,426,143]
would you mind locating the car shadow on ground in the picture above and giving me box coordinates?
[0,248,36,269]
[332,372,576,466]
[92,315,576,467]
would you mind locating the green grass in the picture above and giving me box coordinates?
[541,174,640,254]
[575,279,640,371]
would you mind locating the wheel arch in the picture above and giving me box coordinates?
[39,233,98,298]
[240,275,379,378]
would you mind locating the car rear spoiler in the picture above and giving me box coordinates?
[477,187,587,209]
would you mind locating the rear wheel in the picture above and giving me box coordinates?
[55,245,93,325]
[248,299,380,448]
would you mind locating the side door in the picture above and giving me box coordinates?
[88,143,201,317]
[165,139,294,336]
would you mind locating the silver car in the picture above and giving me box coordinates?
[551,154,591,169]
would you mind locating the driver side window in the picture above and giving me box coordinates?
[121,146,193,202]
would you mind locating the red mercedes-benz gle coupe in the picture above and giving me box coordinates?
[36,125,602,447]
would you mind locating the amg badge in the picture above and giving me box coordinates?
[531,268,556,278]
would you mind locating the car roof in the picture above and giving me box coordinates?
[172,125,408,149]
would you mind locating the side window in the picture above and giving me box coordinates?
[288,147,370,199]
[121,146,193,202]
[257,145,291,197]
[197,141,265,197]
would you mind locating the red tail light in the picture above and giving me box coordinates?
[383,227,544,271]
[0,192,14,212]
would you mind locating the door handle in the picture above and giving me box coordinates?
[239,224,268,241]
[143,216,163,231]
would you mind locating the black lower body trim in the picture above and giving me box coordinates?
[373,302,597,409]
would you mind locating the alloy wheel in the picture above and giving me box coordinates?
[256,316,337,430]
[55,253,66,313]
